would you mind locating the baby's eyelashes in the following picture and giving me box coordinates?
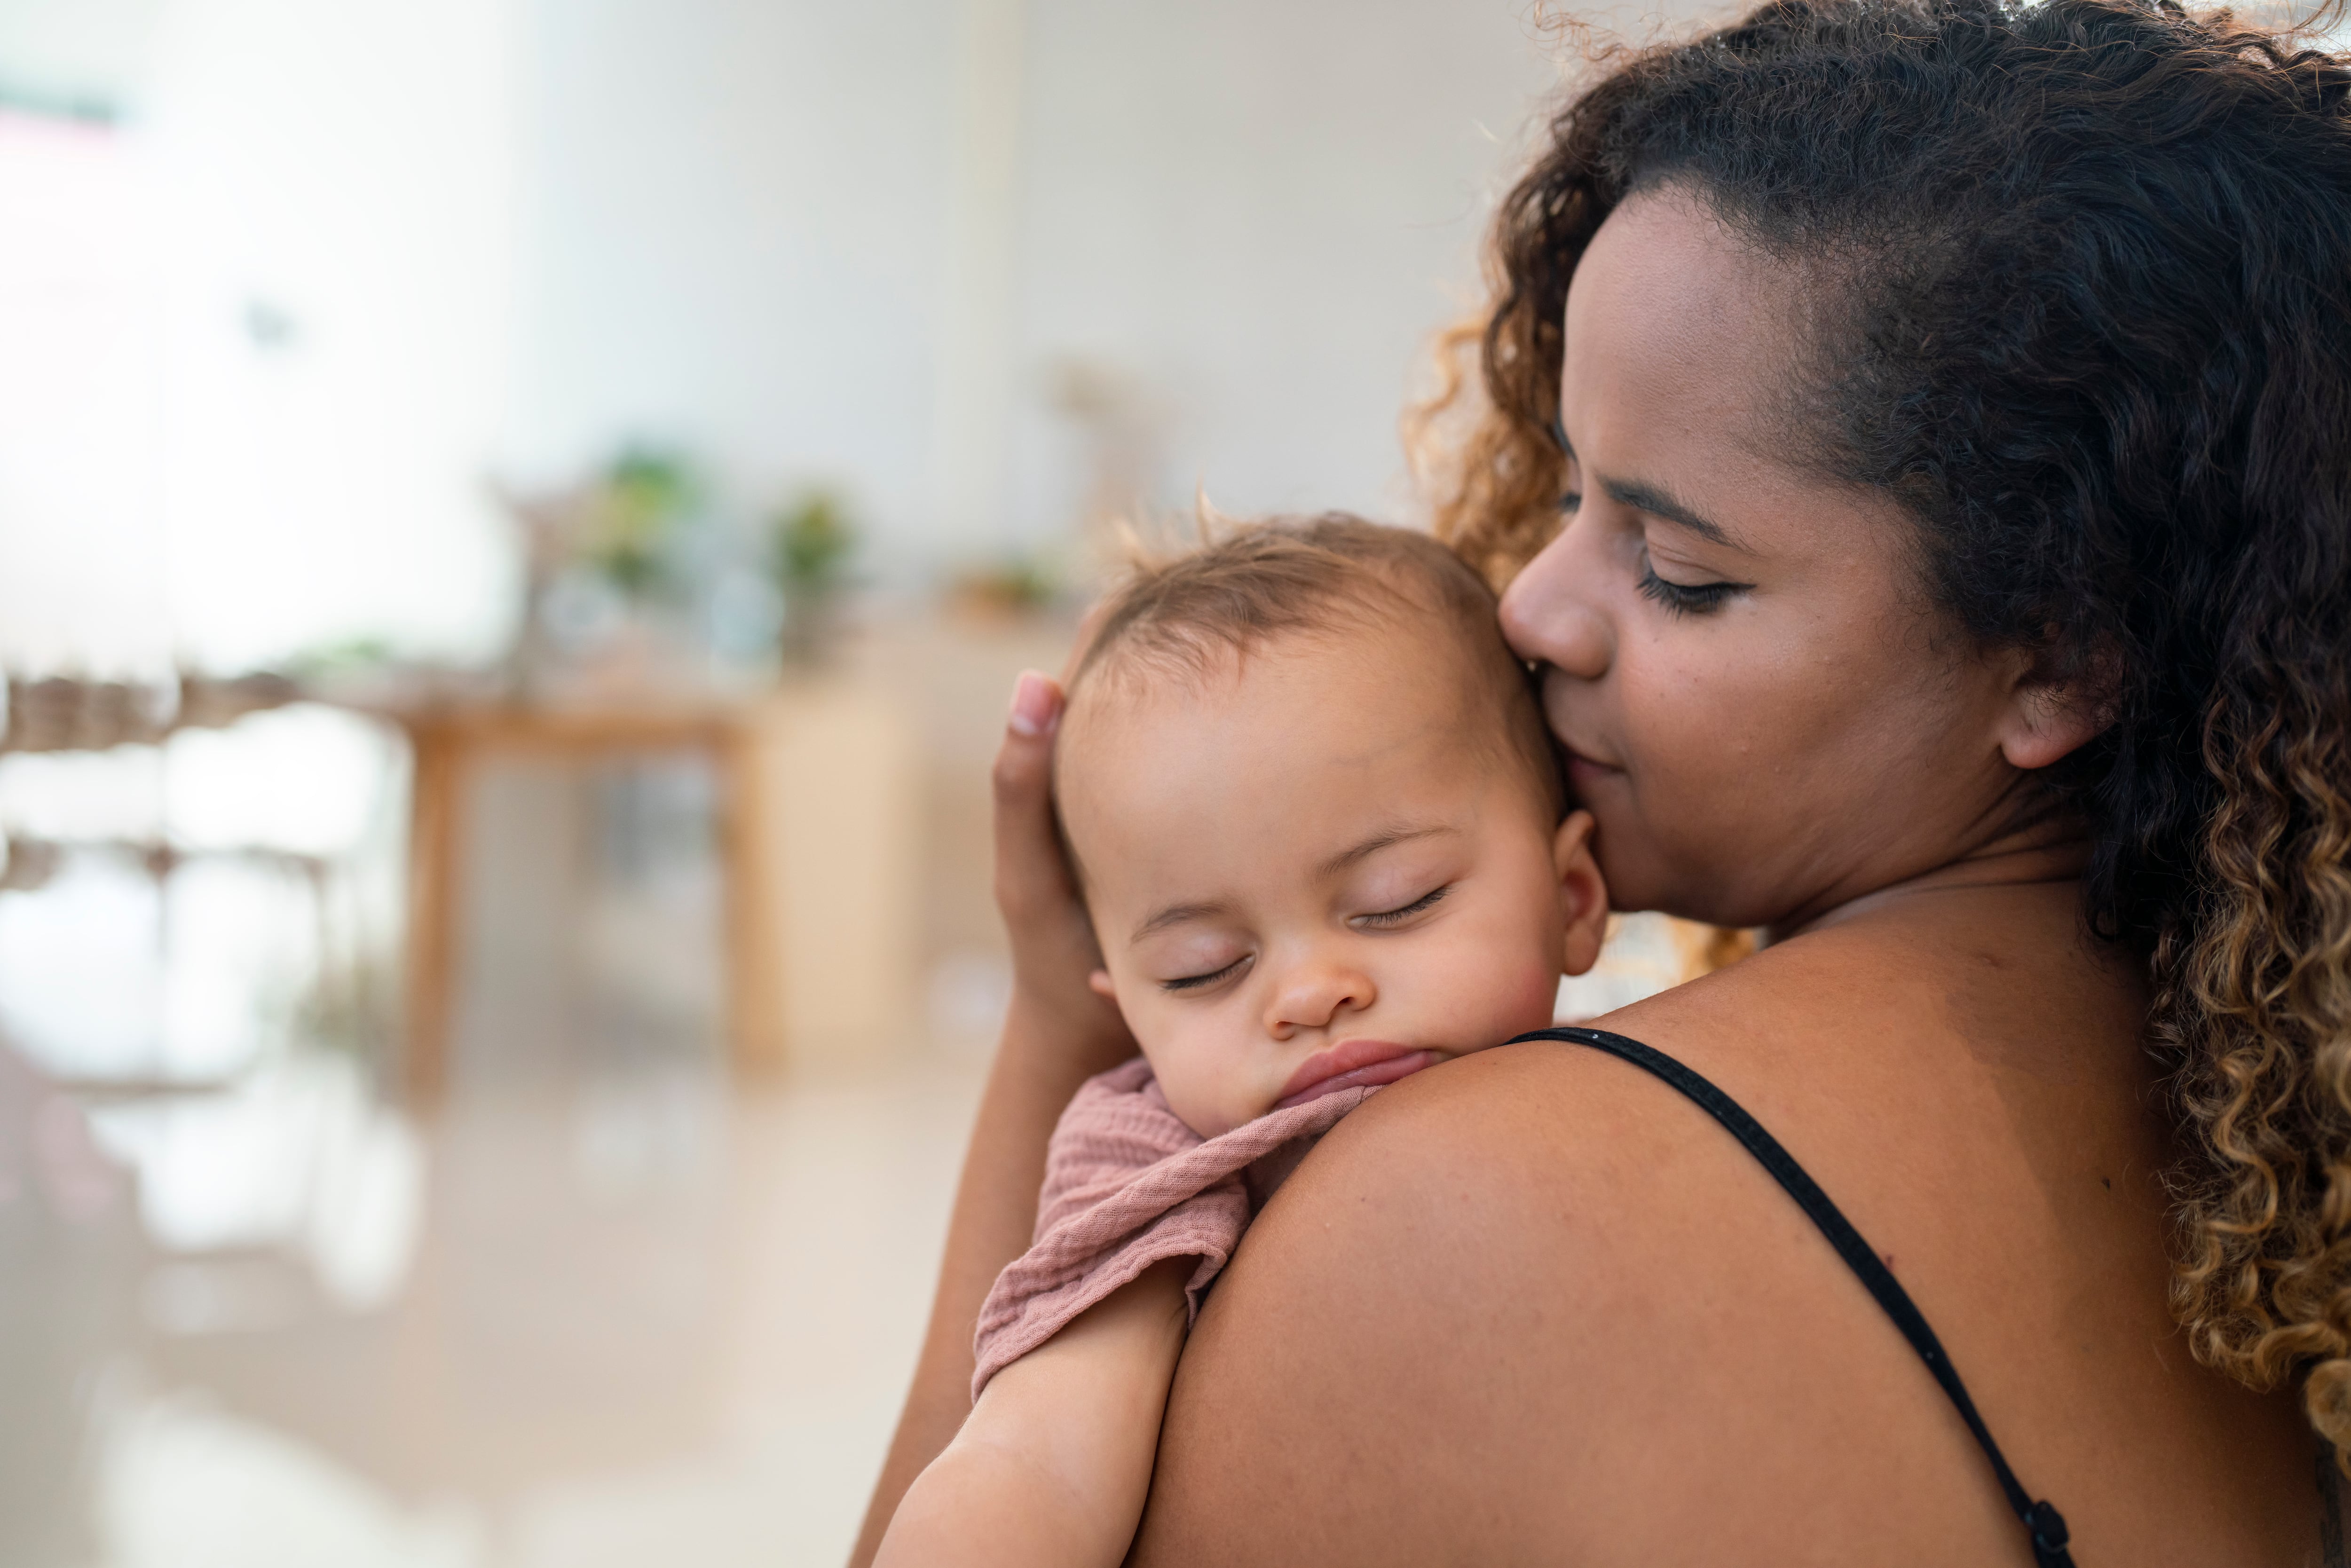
[1138,875,1458,995]
[1161,953,1253,993]
[1349,883,1453,930]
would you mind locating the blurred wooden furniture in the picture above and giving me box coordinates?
[391,698,785,1103]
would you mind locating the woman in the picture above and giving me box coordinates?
[854,0,2348,1559]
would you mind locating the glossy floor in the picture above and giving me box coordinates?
[1,1044,980,1568]
[0,868,1684,1568]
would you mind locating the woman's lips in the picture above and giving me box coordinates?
[1562,747,1624,788]
[1274,1040,1443,1110]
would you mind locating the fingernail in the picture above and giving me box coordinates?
[1008,671,1059,738]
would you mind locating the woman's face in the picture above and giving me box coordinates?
[1499,186,2041,931]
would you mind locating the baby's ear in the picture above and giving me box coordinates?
[1086,968,1118,1001]
[1552,810,1609,977]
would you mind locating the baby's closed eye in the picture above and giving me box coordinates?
[1162,953,1252,993]
[1351,883,1452,930]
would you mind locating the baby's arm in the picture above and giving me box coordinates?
[874,1258,1191,1568]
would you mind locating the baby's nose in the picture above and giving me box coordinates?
[1263,960,1376,1039]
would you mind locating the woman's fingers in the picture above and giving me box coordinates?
[990,670,1129,1053]
[992,671,1074,922]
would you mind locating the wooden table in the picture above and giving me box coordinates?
[392,698,784,1103]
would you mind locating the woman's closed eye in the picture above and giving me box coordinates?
[1637,551,1752,617]
[1353,884,1452,930]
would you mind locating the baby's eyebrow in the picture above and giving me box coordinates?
[1316,824,1456,878]
[1129,901,1231,945]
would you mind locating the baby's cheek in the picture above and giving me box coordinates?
[1144,1045,1244,1140]
[1445,861,1572,1042]
[1508,963,1564,1032]
[1466,941,1565,1042]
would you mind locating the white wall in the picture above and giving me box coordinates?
[1005,0,1559,540]
[503,0,959,578]
[508,0,1567,580]
[0,0,517,673]
[1,0,1595,665]
[147,0,518,670]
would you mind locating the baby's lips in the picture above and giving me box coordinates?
[1273,1042,1441,1110]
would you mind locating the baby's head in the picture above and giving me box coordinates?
[1057,514,1608,1138]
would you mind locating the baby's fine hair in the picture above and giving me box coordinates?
[1067,513,1565,816]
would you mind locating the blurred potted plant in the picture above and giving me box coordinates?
[496,446,707,696]
[768,488,858,667]
[945,550,1062,622]
[582,447,698,602]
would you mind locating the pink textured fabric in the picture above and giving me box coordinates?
[970,1056,1375,1402]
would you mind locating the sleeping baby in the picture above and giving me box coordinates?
[876,513,1609,1568]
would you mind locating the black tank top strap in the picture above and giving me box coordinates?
[1512,1026,2076,1568]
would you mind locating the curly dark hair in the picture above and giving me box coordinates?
[1415,0,2351,1458]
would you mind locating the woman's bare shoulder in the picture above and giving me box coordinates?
[1129,1042,1682,1562]
[1125,1026,2003,1565]
[1133,932,2322,1565]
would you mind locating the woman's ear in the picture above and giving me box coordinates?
[1086,968,1118,1001]
[1552,809,1610,977]
[1994,639,2119,772]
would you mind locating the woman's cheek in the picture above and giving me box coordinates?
[1612,671,1726,846]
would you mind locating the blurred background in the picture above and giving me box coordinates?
[0,2,1708,1563]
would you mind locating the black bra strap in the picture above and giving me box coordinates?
[1515,1026,2076,1567]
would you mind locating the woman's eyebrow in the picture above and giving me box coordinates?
[1602,475,1745,550]
[1554,425,1744,550]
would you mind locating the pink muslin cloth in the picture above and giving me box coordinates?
[970,1056,1377,1402]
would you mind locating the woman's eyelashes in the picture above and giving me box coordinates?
[1558,469,1750,615]
[1636,551,1751,616]
[1563,483,1750,615]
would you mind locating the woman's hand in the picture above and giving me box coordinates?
[993,670,1134,1062]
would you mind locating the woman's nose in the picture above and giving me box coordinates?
[1499,520,1612,681]
[1263,959,1376,1040]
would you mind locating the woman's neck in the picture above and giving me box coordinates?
[1765,819,2092,947]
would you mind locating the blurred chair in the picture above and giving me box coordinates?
[0,671,359,1088]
